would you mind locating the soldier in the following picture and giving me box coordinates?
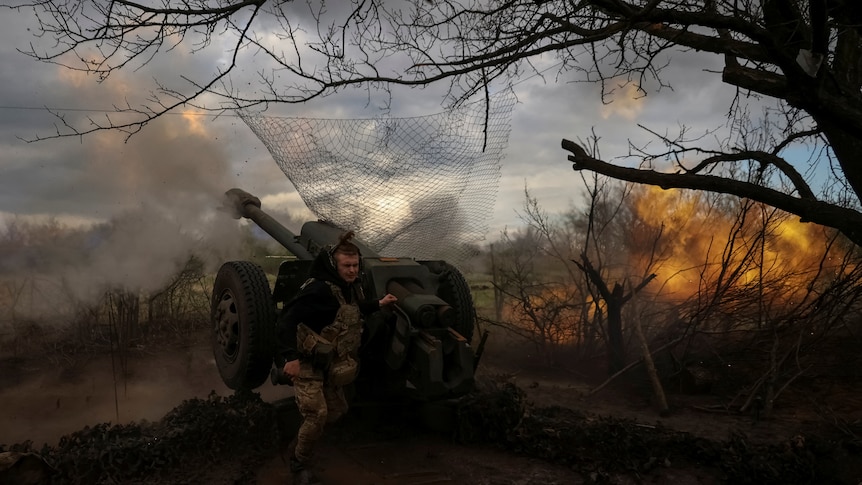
[276,231,397,485]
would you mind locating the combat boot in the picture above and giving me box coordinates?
[287,440,320,485]
[286,438,298,463]
[289,456,320,485]
[292,468,320,485]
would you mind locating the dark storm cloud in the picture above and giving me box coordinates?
[0,7,253,216]
[0,1,741,241]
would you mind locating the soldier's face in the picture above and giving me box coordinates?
[334,253,360,283]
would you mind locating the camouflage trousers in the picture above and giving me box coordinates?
[292,373,349,464]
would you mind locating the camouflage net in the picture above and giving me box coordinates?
[238,91,517,262]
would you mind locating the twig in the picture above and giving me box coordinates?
[586,336,683,397]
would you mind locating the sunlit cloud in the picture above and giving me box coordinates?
[181,110,209,137]
[260,191,316,219]
[55,67,90,89]
[599,81,646,121]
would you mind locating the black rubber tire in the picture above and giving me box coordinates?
[421,261,476,343]
[211,261,275,390]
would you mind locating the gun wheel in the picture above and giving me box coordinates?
[421,261,476,344]
[211,261,275,390]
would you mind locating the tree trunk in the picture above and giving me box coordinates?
[606,284,626,374]
[817,117,862,201]
[819,22,862,201]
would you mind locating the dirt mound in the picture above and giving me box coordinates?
[2,391,280,484]
[452,380,860,484]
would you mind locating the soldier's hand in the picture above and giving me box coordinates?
[283,359,300,379]
[379,293,397,308]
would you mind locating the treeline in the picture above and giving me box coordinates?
[481,179,862,419]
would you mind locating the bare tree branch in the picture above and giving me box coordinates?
[562,138,862,247]
[5,0,862,247]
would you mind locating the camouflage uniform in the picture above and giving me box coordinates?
[292,280,363,465]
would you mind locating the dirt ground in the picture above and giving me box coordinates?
[256,433,591,485]
[0,333,588,484]
[1,329,860,484]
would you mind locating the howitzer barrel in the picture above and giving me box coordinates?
[298,220,380,258]
[224,188,313,260]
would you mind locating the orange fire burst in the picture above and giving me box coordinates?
[626,186,849,302]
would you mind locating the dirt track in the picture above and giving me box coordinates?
[0,343,582,485]
[2,332,861,484]
[256,432,589,485]
[0,335,587,484]
[0,335,693,484]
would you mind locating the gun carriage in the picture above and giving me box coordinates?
[211,188,482,402]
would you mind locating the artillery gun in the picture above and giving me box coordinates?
[211,188,482,402]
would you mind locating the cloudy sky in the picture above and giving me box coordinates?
[0,2,735,250]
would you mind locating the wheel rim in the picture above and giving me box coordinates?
[214,290,240,363]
